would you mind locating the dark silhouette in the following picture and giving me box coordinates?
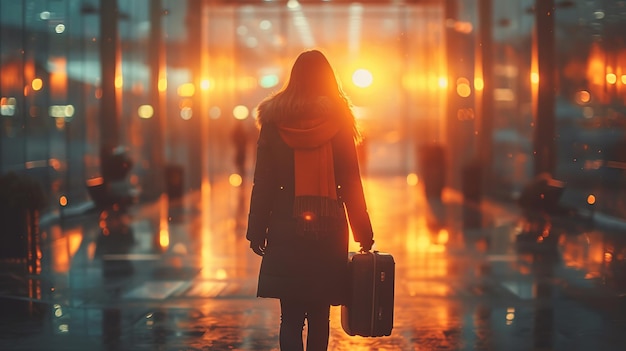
[246,49,374,351]
[231,120,249,178]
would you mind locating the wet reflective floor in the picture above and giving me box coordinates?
[1,175,626,350]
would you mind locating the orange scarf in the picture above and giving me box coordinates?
[278,117,343,235]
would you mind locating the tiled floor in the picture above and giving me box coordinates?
[1,175,625,350]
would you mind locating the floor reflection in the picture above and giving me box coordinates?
[3,175,626,350]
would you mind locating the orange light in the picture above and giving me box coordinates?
[352,69,373,88]
[59,195,68,207]
[606,73,617,84]
[177,83,195,97]
[233,105,250,120]
[49,158,61,171]
[437,228,449,244]
[49,58,68,99]
[576,90,591,104]
[438,76,448,89]
[158,78,167,92]
[159,229,170,248]
[587,194,596,205]
[138,105,154,119]
[474,77,484,90]
[179,99,193,109]
[159,194,170,249]
[229,173,243,187]
[530,72,539,84]
[86,177,104,186]
[114,75,123,89]
[406,173,418,186]
[456,83,471,98]
[200,79,211,90]
[31,78,43,91]
[453,21,473,34]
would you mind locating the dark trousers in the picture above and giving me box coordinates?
[279,299,331,351]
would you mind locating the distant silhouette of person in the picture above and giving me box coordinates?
[232,121,249,177]
[246,49,374,351]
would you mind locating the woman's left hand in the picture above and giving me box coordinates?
[250,238,266,256]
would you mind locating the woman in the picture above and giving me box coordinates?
[246,50,374,350]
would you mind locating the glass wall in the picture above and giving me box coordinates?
[0,1,95,214]
[1,0,447,217]
[490,0,626,218]
[5,0,623,219]
[554,1,626,219]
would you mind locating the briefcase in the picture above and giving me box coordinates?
[341,251,395,337]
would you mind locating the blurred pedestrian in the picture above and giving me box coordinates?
[231,120,249,178]
[246,49,374,351]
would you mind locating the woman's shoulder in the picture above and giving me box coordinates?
[256,96,283,125]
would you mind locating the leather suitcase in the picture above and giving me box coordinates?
[341,251,395,337]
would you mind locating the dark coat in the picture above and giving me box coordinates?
[246,107,373,306]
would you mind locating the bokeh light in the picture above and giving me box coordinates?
[32,78,43,91]
[352,69,373,88]
[138,105,154,119]
[233,105,249,120]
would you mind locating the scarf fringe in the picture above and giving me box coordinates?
[294,195,343,238]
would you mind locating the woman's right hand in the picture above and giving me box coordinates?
[359,239,374,252]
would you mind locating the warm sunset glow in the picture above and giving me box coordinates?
[352,69,373,88]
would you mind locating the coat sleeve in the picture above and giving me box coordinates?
[246,123,273,242]
[334,127,374,244]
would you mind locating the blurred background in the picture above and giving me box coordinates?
[0,0,625,222]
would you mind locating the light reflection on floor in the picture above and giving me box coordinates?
[2,175,626,350]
